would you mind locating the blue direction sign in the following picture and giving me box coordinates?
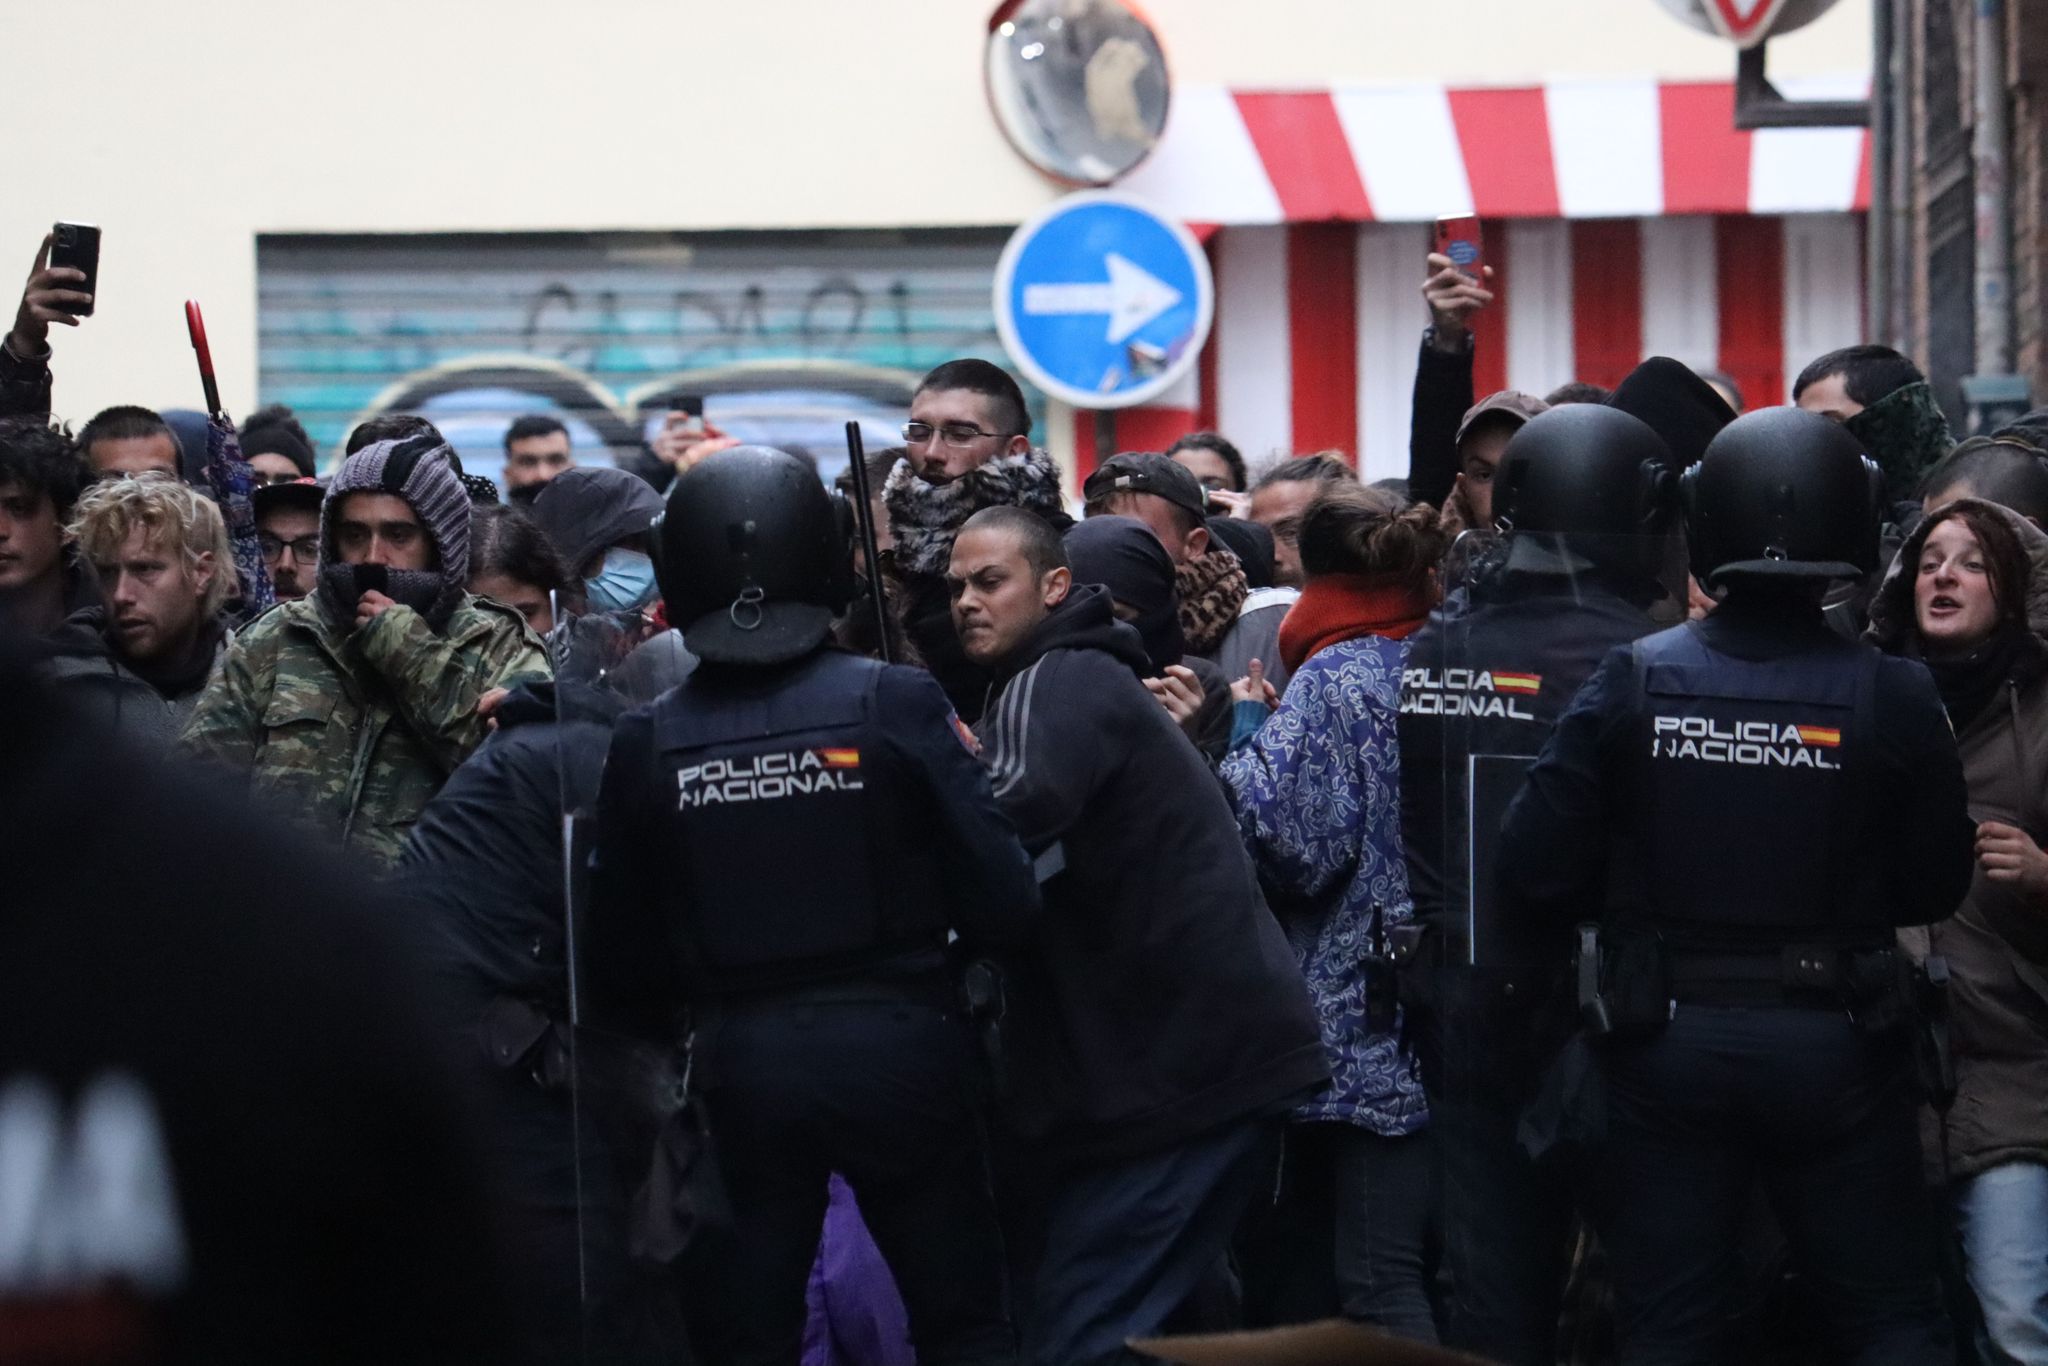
[994,191,1214,410]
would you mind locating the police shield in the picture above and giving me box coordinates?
[551,605,705,1361]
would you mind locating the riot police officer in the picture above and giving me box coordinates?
[1398,404,1673,1363]
[1497,407,1974,1363]
[587,447,1039,1366]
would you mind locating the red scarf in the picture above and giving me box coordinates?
[1277,575,1433,674]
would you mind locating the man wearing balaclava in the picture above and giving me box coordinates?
[181,434,550,867]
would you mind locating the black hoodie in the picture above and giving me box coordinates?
[975,586,1327,1164]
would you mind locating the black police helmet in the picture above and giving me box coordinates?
[653,446,855,667]
[1493,406,1676,579]
[1681,407,1883,591]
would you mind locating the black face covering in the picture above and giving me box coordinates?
[1064,515,1185,674]
[1924,623,2048,732]
[315,562,443,628]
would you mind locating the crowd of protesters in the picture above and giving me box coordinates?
[4,219,2048,1366]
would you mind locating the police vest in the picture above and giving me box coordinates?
[646,651,950,994]
[1399,578,1655,965]
[1620,622,1879,938]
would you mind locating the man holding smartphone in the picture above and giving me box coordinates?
[2,233,93,421]
[1408,241,1493,519]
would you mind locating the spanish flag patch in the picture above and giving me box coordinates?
[1794,727,1842,748]
[1491,672,1543,694]
[814,748,862,768]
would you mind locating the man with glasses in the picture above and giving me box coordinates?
[883,357,1068,720]
[254,477,324,601]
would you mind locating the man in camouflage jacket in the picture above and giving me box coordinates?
[182,435,547,866]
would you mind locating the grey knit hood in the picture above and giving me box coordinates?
[316,435,472,632]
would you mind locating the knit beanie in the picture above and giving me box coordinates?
[241,420,318,479]
[316,435,472,632]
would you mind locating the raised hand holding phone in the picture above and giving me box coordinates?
[10,232,95,358]
[653,405,739,472]
[1433,214,1484,279]
[1423,213,1494,351]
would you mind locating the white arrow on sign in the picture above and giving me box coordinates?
[1020,252,1183,346]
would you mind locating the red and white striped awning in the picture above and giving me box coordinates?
[1066,211,1868,488]
[1115,76,1872,225]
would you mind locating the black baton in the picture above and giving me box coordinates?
[844,421,893,663]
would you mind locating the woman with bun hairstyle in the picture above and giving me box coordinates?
[1220,484,1445,1341]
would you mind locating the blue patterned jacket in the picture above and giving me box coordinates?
[1220,635,1429,1134]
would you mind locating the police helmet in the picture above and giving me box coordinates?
[1493,405,1675,579]
[1682,407,1883,590]
[654,446,855,667]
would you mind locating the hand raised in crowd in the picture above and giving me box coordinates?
[1423,250,1495,351]
[355,589,399,630]
[1230,658,1279,712]
[9,233,93,357]
[1976,821,2048,901]
[1144,664,1205,731]
[651,411,741,472]
[1207,488,1252,518]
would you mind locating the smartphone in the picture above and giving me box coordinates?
[667,393,706,440]
[49,222,101,317]
[1434,214,1483,278]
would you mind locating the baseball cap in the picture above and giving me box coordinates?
[1455,391,1549,449]
[1083,451,1209,522]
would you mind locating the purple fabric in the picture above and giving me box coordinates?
[802,1175,914,1366]
[202,415,274,621]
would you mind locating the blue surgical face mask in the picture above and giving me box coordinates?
[585,546,658,613]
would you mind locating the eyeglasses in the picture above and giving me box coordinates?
[258,533,320,564]
[254,471,305,487]
[902,421,1006,449]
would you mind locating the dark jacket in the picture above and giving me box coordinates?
[396,679,691,1360]
[974,585,1327,1163]
[1869,500,2048,1177]
[36,608,183,749]
[1500,595,1974,948]
[590,648,1039,1033]
[0,336,52,419]
[399,683,607,1024]
[1398,568,1658,1099]
[52,608,230,737]
[1400,570,1658,960]
[0,638,514,1363]
[1407,330,1475,511]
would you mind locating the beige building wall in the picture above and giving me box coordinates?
[0,0,1870,424]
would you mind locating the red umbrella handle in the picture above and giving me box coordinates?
[185,300,224,420]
